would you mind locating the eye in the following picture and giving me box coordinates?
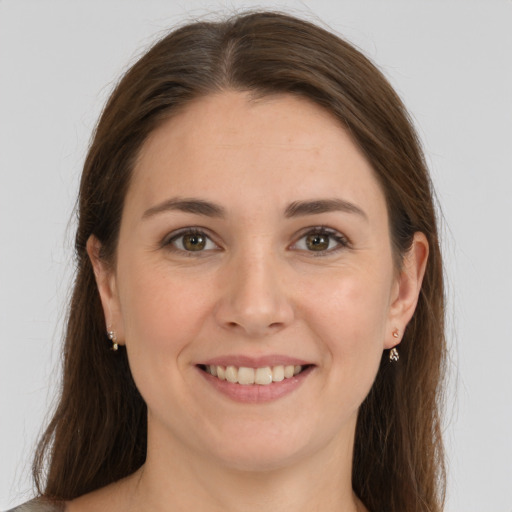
[164,229,219,253]
[292,227,349,254]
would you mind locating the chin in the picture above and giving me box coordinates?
[199,420,327,473]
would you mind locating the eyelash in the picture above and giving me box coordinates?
[162,226,350,256]
[162,228,219,256]
[292,226,350,256]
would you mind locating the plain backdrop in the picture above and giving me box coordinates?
[1,1,511,510]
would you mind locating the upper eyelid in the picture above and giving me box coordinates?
[292,226,350,243]
[163,227,215,241]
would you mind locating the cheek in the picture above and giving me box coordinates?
[119,258,203,343]
[115,259,214,401]
[116,265,213,417]
[302,265,392,370]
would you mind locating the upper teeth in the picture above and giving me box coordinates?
[206,365,303,385]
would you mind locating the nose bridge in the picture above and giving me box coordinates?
[215,242,293,336]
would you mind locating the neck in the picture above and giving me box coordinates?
[126,418,364,512]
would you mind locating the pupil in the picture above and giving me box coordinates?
[184,234,205,251]
[307,234,329,251]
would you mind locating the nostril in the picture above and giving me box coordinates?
[224,320,285,334]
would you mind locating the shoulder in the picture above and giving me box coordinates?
[5,499,65,512]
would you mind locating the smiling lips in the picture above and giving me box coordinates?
[198,358,313,402]
[204,364,304,385]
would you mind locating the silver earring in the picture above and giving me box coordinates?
[107,330,118,351]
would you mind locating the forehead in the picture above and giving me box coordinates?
[128,91,386,219]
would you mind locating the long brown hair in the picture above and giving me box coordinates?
[34,11,446,512]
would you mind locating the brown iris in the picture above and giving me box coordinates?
[182,233,207,251]
[305,233,330,251]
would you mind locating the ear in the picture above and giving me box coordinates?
[385,232,429,349]
[86,235,125,345]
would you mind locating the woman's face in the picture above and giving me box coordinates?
[91,92,426,471]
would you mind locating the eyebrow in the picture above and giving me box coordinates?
[284,198,368,220]
[142,197,226,219]
[142,197,367,221]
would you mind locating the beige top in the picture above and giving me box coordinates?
[6,499,65,512]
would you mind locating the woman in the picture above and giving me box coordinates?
[9,10,446,512]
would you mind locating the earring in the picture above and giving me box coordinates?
[389,328,400,362]
[107,330,119,351]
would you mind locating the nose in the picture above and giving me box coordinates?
[214,250,295,338]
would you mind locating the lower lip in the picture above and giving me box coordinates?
[198,366,314,403]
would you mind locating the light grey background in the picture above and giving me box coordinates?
[1,1,511,510]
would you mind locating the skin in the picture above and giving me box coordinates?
[76,91,428,512]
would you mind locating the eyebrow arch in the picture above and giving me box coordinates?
[284,198,368,220]
[142,197,226,219]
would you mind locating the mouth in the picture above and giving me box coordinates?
[198,364,313,386]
